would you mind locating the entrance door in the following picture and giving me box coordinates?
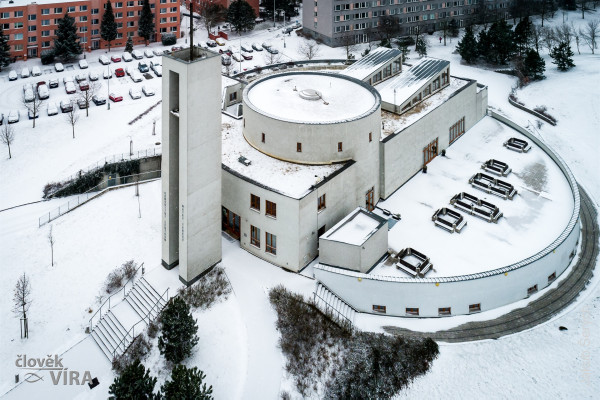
[222,207,240,240]
[365,187,375,211]
[27,47,37,58]
[423,138,438,166]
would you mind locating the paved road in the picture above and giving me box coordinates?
[384,185,598,343]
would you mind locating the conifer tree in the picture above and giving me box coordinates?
[138,0,155,45]
[54,13,82,62]
[513,16,533,55]
[227,0,256,35]
[477,28,491,61]
[125,36,134,52]
[0,24,11,68]
[523,48,546,80]
[448,19,459,37]
[456,25,479,63]
[158,297,199,364]
[161,365,213,400]
[487,19,515,64]
[415,37,427,57]
[101,0,118,52]
[108,359,158,399]
[550,41,575,70]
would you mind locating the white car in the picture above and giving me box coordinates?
[131,50,143,59]
[79,59,89,69]
[142,86,155,96]
[63,75,74,84]
[122,52,133,62]
[150,61,162,76]
[88,71,99,81]
[21,67,30,78]
[47,103,59,116]
[8,70,18,80]
[129,88,142,99]
[54,63,64,72]
[99,55,110,65]
[64,81,77,94]
[37,84,50,100]
[144,49,154,58]
[152,49,163,56]
[103,68,113,79]
[23,84,35,102]
[31,66,42,76]
[130,71,143,82]
[125,65,134,76]
[7,110,20,123]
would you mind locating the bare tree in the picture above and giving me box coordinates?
[0,123,15,159]
[541,26,558,51]
[298,39,321,60]
[64,104,79,139]
[338,33,358,60]
[263,51,283,66]
[22,90,45,129]
[580,19,599,54]
[48,225,55,267]
[13,273,32,338]
[554,23,574,44]
[378,15,401,44]
[198,0,227,36]
[531,24,543,54]
[578,0,588,19]
[573,23,582,54]
[78,81,100,117]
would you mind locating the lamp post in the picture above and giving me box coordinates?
[273,0,276,27]
[128,135,133,156]
[106,51,110,110]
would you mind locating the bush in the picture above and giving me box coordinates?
[158,297,198,364]
[161,33,177,46]
[41,50,55,65]
[109,359,157,398]
[104,260,139,294]
[161,365,213,400]
[177,266,231,310]
[112,334,152,373]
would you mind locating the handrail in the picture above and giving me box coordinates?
[112,287,169,360]
[88,262,144,333]
[313,288,354,329]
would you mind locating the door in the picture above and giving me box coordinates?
[423,138,438,166]
[222,207,241,240]
[365,187,374,211]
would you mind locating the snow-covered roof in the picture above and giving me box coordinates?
[222,75,242,89]
[376,58,450,106]
[323,207,386,246]
[221,115,347,199]
[339,47,402,81]
[244,71,380,124]
[0,0,80,7]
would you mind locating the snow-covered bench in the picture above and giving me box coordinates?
[432,207,467,233]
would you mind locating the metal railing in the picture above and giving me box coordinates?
[39,170,161,227]
[313,285,355,330]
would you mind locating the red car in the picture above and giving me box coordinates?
[114,68,125,78]
[110,55,122,62]
[242,53,253,60]
[36,81,46,87]
[79,80,89,91]
[109,93,123,102]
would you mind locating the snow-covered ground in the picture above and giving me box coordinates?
[0,8,598,400]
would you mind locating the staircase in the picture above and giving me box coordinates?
[91,277,168,361]
[314,283,357,329]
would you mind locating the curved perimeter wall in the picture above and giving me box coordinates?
[314,112,581,317]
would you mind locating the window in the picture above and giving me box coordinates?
[266,201,276,218]
[91,8,100,15]
[92,19,99,25]
[423,138,438,166]
[127,1,135,6]
[160,17,167,23]
[406,308,419,316]
[160,8,167,13]
[469,303,481,313]
[81,36,87,43]
[92,29,99,35]
[14,33,23,40]
[41,30,50,37]
[297,142,302,152]
[170,7,177,12]
[438,307,451,316]
[67,6,75,13]
[42,41,51,47]
[80,5,88,11]
[372,305,386,313]
[318,194,326,211]
[14,11,24,17]
[115,2,123,7]
[548,272,556,283]
[80,26,87,33]
[14,22,23,29]
[369,132,372,142]
[28,14,37,21]
[127,21,135,27]
[170,26,177,32]
[28,26,36,32]
[14,44,23,51]
[250,226,260,247]
[527,284,538,296]
[42,19,50,26]
[229,92,237,102]
[127,11,134,17]
[42,9,50,15]
[250,194,260,211]
[117,22,123,28]
[449,117,465,144]
[261,133,265,143]
[170,16,177,22]
[54,8,63,14]
[338,142,343,152]
[1,23,8,30]
[80,16,88,22]
[266,232,277,255]
[365,187,374,211]
[28,36,36,43]
[127,30,134,36]
[116,12,123,18]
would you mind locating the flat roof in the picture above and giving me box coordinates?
[339,47,402,81]
[369,116,575,278]
[244,72,380,124]
[323,207,386,246]
[221,115,347,199]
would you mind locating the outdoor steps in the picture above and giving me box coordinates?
[91,310,132,361]
[314,283,357,327]
[125,277,165,321]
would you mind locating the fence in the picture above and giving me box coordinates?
[39,170,161,227]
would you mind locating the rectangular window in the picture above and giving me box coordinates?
[160,17,167,23]
[229,92,237,102]
[127,11,134,17]
[250,226,260,247]
[28,26,36,32]
[372,305,386,313]
[54,8,63,14]
[266,201,276,218]
[92,29,99,35]
[250,194,260,211]
[127,1,135,6]
[469,303,481,313]
[14,11,24,17]
[406,308,419,316]
[160,8,167,13]
[449,116,465,144]
[80,16,88,22]
[527,284,538,296]
[14,33,23,40]
[92,19,99,24]
[80,26,87,33]
[116,22,123,28]
[0,12,9,19]
[28,14,37,21]
[170,16,177,22]
[14,44,23,51]
[369,132,372,142]
[338,142,343,152]
[28,36,36,43]
[548,272,556,283]
[116,12,123,18]
[80,5,88,11]
[42,19,50,26]
[41,30,50,37]
[318,194,326,211]
[67,6,75,13]
[42,9,50,15]
[297,142,302,152]
[365,187,374,211]
[115,2,123,7]
[170,26,177,32]
[14,22,23,29]
[261,133,265,143]
[127,21,135,27]
[438,307,451,316]
[266,232,277,255]
[91,8,100,15]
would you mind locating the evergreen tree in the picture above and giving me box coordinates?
[0,24,11,67]
[161,365,213,400]
[523,48,546,80]
[477,29,492,62]
[108,359,158,399]
[54,13,82,62]
[487,19,515,64]
[227,0,256,35]
[564,0,577,10]
[456,25,479,63]
[448,19,459,37]
[513,16,533,55]
[158,297,199,364]
[550,41,575,70]
[101,0,118,52]
[415,37,427,57]
[125,36,134,52]
[138,0,155,45]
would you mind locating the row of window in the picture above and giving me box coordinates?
[250,194,277,218]
[250,226,277,255]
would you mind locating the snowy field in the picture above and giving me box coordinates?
[0,8,598,400]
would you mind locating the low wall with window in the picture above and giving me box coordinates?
[315,113,581,317]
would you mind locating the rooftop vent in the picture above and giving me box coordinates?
[299,89,322,101]
[238,156,251,166]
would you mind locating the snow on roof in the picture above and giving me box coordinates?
[221,115,346,199]
[339,47,402,81]
[323,208,386,246]
[376,58,450,106]
[0,0,79,7]
[222,75,241,89]
[244,72,380,124]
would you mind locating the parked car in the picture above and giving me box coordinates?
[54,63,64,72]
[47,103,59,116]
[215,37,226,46]
[63,75,74,84]
[77,98,88,109]
[241,44,253,53]
[99,55,110,65]
[266,47,279,54]
[79,80,90,91]
[23,84,35,102]
[291,22,301,29]
[122,52,133,62]
[144,49,154,58]
[131,50,143,59]
[242,52,253,60]
[206,40,217,48]
[219,47,233,56]
[130,71,143,82]
[8,110,20,123]
[88,71,99,81]
[48,78,59,88]
[171,46,182,51]
[138,61,149,73]
[92,94,106,105]
[150,61,162,76]
[252,43,263,51]
[125,65,134,76]
[261,42,271,50]
[109,93,123,102]
[79,59,89,69]
[282,27,293,34]
[28,108,39,119]
[129,88,142,99]
[232,54,243,63]
[221,55,231,66]
[65,81,77,94]
[31,66,42,76]
[110,55,122,62]
[142,86,155,96]
[21,67,30,78]
[103,68,113,79]
[152,49,162,56]
[114,68,125,78]
[60,100,73,113]
[8,70,18,81]
[75,73,86,83]
[37,84,50,100]
[36,80,46,87]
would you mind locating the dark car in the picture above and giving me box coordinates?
[48,78,59,88]
[138,62,149,73]
[92,95,106,105]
